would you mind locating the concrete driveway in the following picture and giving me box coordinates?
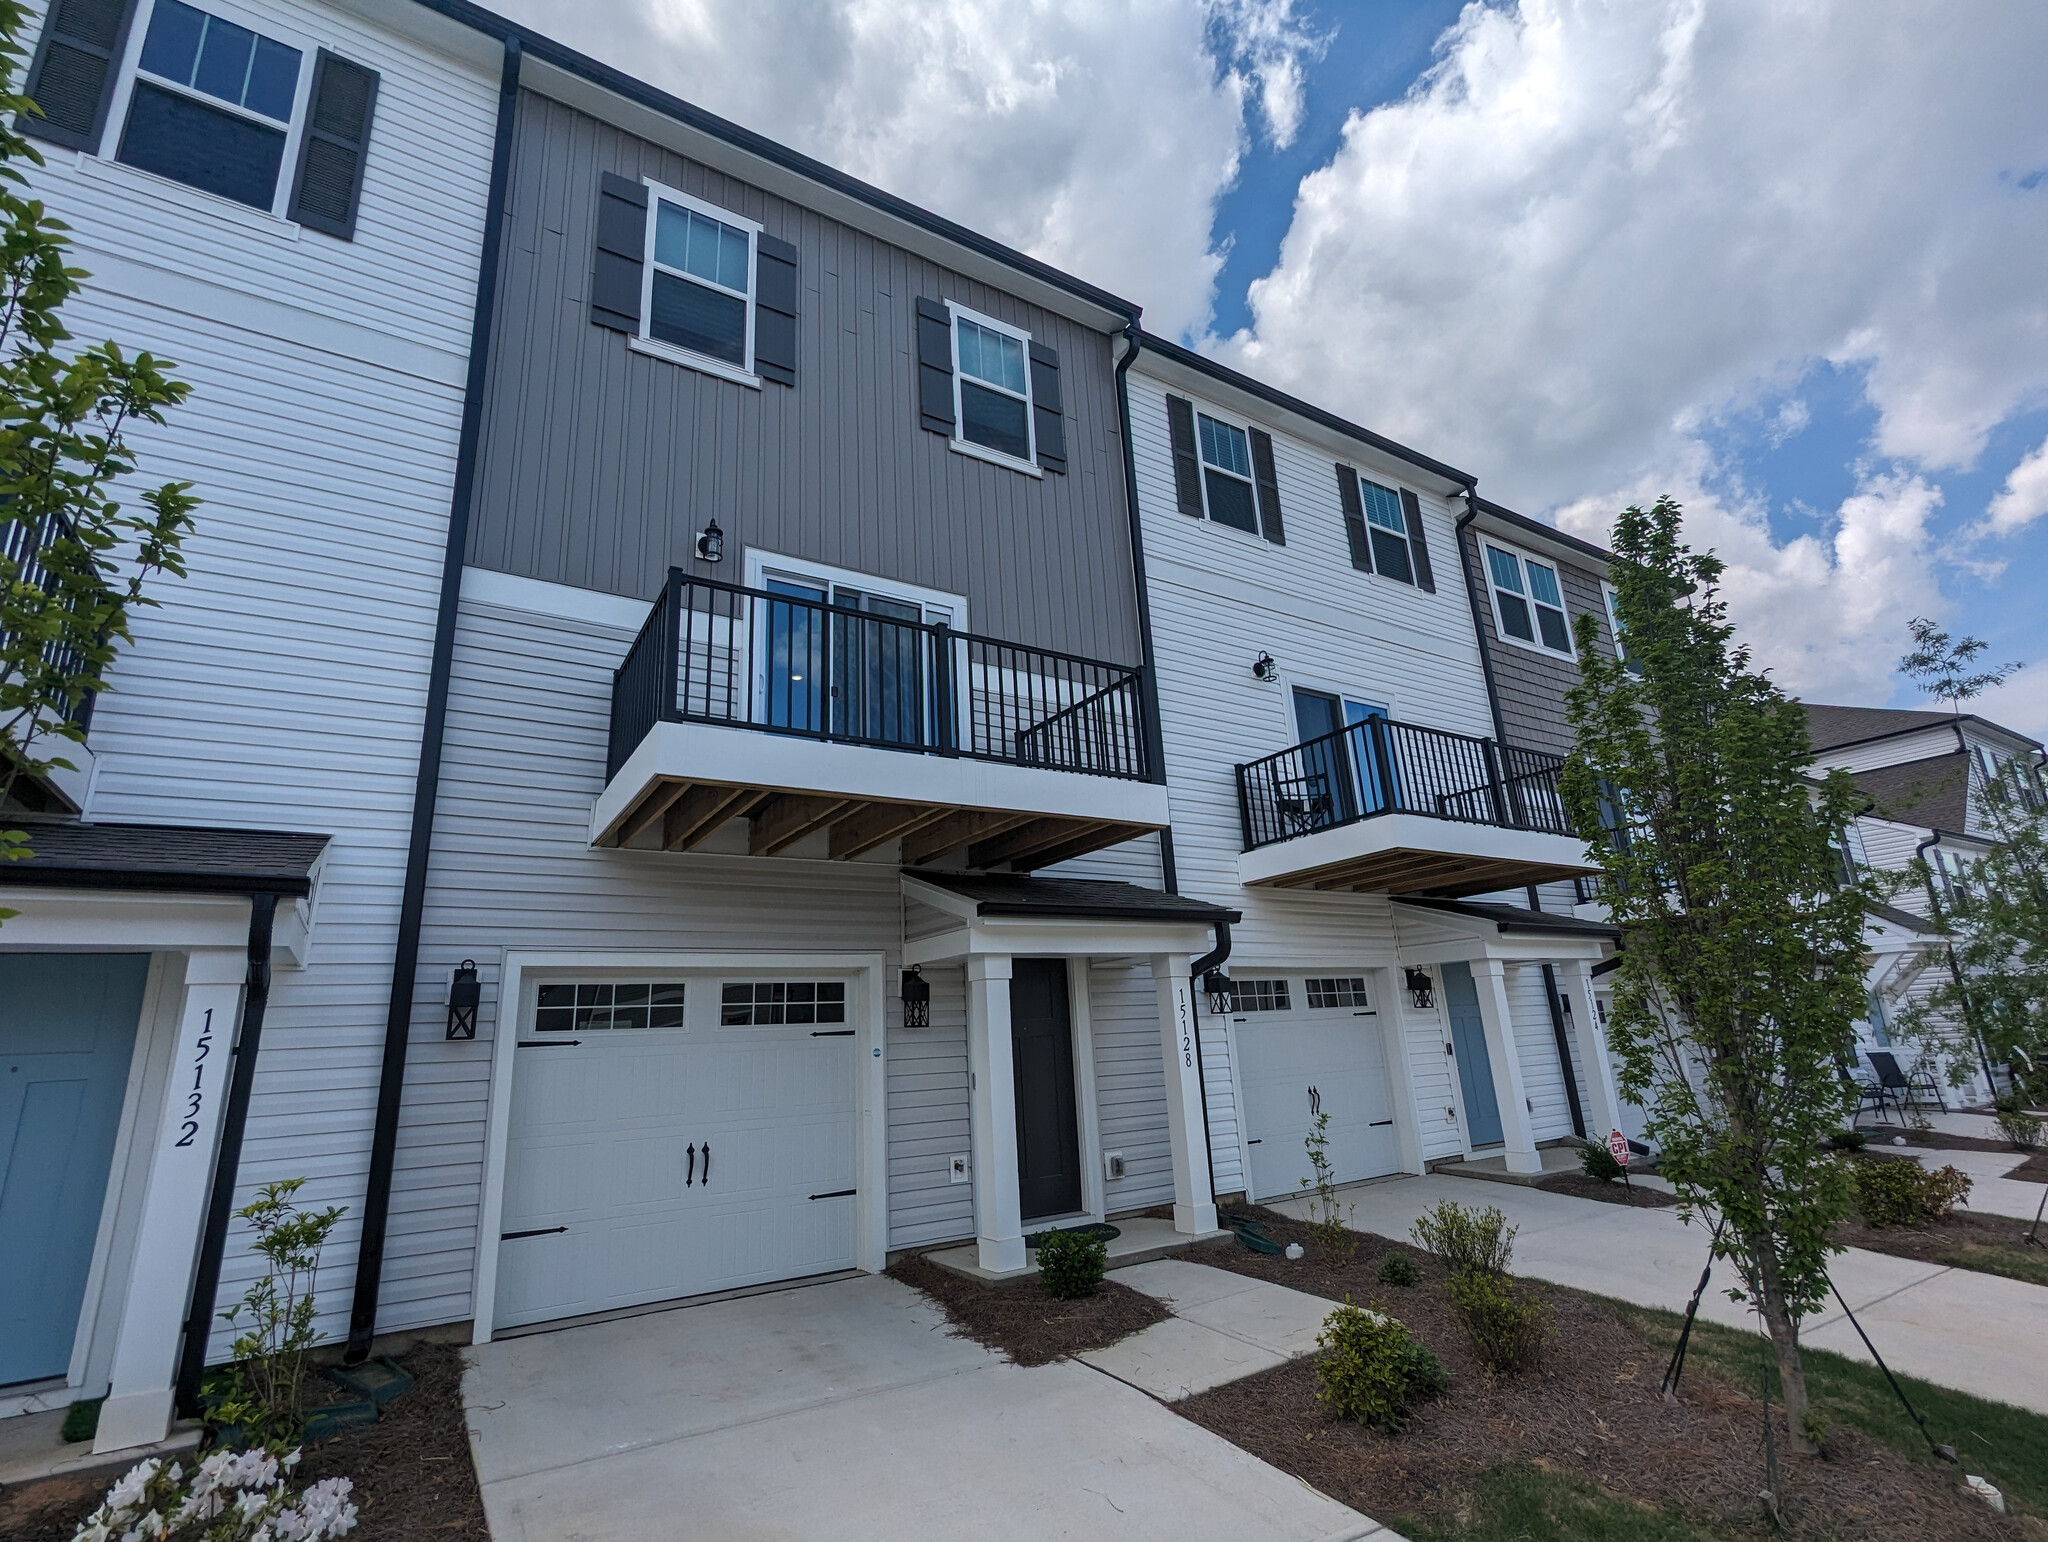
[1269,1174,2048,1417]
[462,1273,1396,1542]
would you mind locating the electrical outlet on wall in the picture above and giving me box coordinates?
[1104,1151,1126,1181]
[949,1154,969,1184]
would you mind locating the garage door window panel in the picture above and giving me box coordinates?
[720,981,847,1026]
[1305,977,1370,1009]
[533,981,686,1032]
[1230,978,1292,1013]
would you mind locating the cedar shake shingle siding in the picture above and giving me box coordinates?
[1458,522,1617,757]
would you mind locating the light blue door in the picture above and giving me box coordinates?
[1439,962,1504,1148]
[0,954,150,1386]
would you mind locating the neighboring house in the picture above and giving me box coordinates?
[0,0,503,1453]
[1803,703,2048,1103]
[1108,334,1625,1198]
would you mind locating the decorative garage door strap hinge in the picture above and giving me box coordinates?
[501,1227,568,1240]
[517,1039,582,1047]
[809,1189,857,1201]
[811,1029,856,1036]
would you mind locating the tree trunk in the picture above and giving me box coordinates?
[1747,1232,1817,1456]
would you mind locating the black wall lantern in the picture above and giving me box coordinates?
[901,965,930,1028]
[696,518,725,563]
[1251,650,1277,683]
[447,959,481,1040]
[1404,967,1436,1011]
[1202,968,1234,1016]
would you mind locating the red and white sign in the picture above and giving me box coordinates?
[1608,1129,1631,1166]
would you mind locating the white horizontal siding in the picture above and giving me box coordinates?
[12,0,500,1359]
[888,964,971,1250]
[1400,986,1464,1162]
[1089,959,1177,1212]
[1509,964,1580,1143]
[1815,727,1959,774]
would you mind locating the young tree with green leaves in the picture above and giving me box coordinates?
[0,0,196,880]
[1896,615,2019,717]
[1560,496,1870,1458]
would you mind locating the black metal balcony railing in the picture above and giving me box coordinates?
[1236,716,1571,851]
[608,571,1150,782]
[1,509,96,731]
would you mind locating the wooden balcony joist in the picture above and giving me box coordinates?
[1283,846,1590,899]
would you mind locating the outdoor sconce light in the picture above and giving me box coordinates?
[1251,651,1277,682]
[447,959,480,1040]
[696,518,725,563]
[1202,969,1234,1016]
[1404,968,1436,1011]
[901,965,931,1028]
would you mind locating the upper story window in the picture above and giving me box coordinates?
[952,307,1034,464]
[1358,478,1415,583]
[1333,463,1430,587]
[1484,542,1574,657]
[647,190,756,370]
[21,0,380,237]
[1196,413,1258,532]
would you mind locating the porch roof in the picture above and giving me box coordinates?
[905,871,1240,924]
[1395,897,1619,940]
[0,820,331,895]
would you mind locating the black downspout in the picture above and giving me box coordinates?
[347,35,521,1362]
[1114,324,1176,893]
[1525,885,1588,1140]
[1188,920,1233,1203]
[174,891,279,1414]
[1455,491,1510,746]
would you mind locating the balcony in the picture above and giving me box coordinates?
[593,572,1170,868]
[1234,717,1596,896]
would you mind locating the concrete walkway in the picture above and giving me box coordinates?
[1080,1259,1336,1400]
[1266,1174,2048,1417]
[463,1272,1397,1542]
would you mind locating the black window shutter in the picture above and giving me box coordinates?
[1249,428,1284,545]
[753,233,798,386]
[17,0,138,153]
[1166,395,1204,517]
[1400,487,1435,592]
[1029,342,1066,473]
[1336,464,1372,573]
[915,297,955,434]
[288,51,379,240]
[591,172,648,333]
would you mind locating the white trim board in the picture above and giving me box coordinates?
[460,567,652,632]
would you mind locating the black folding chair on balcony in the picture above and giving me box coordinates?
[1837,1055,1893,1126]
[1867,1050,1947,1116]
[1273,773,1334,836]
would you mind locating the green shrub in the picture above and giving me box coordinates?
[1444,1267,1551,1373]
[1827,1129,1867,1152]
[1410,1199,1515,1275]
[1376,1250,1421,1287]
[1578,1138,1625,1182]
[1035,1229,1108,1299]
[1994,1102,2044,1151]
[208,1179,346,1447]
[60,1398,101,1444]
[1314,1301,1448,1431]
[1852,1157,1973,1227]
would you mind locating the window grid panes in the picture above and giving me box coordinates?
[1229,979,1292,1013]
[1360,479,1414,585]
[139,0,301,121]
[647,197,751,367]
[721,981,847,1026]
[1305,977,1370,1009]
[1487,544,1572,655]
[533,981,686,1033]
[1196,412,1258,533]
[954,315,1031,461]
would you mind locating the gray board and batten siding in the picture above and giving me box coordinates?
[464,90,1142,665]
[1458,521,1617,758]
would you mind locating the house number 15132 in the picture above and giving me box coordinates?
[173,1007,215,1147]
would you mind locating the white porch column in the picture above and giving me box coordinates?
[1149,953,1217,1234]
[1471,958,1542,1175]
[965,954,1024,1274]
[1562,958,1625,1141]
[96,948,247,1455]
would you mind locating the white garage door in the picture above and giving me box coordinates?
[1234,975,1401,1202]
[495,977,858,1330]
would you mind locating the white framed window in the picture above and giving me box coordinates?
[720,981,847,1026]
[1484,541,1574,657]
[532,981,687,1033]
[1195,411,1259,533]
[1601,582,1624,659]
[108,0,315,215]
[948,302,1035,468]
[635,181,760,381]
[1358,477,1417,583]
[1229,979,1292,1013]
[1305,977,1370,1009]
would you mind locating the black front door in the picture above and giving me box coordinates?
[1010,958,1083,1221]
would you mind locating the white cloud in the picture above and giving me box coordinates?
[1986,435,2048,536]
[1764,398,1809,448]
[483,0,1320,335]
[1972,661,2048,743]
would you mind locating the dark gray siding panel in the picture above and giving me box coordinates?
[469,92,1140,664]
[1460,524,1616,757]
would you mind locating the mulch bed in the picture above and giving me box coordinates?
[1174,1207,2026,1541]
[0,1342,486,1542]
[2010,1151,2048,1184]
[886,1251,1170,1367]
[1535,1172,1679,1207]
[1876,1127,2039,1156]
[1836,1207,2048,1285]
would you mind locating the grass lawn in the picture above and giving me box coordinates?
[1395,1464,1736,1542]
[1609,1298,2048,1520]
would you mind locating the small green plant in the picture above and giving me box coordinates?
[1851,1157,1972,1228]
[1314,1300,1448,1431]
[1035,1228,1107,1300]
[1409,1199,1515,1275]
[1827,1129,1868,1152]
[207,1179,345,1447]
[60,1397,101,1443]
[1298,1107,1357,1261]
[1443,1266,1551,1373]
[1993,1097,2043,1151]
[1579,1138,1625,1182]
[1376,1250,1421,1287]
